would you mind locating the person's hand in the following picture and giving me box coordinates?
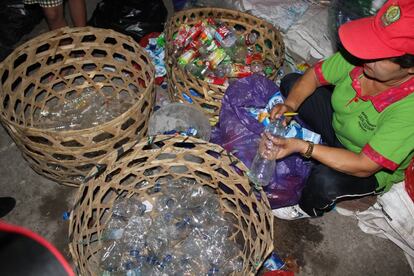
[269,103,296,125]
[259,132,307,160]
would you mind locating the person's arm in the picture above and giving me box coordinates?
[270,67,321,119]
[304,142,381,177]
[261,135,382,177]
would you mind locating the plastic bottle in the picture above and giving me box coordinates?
[263,59,276,76]
[122,215,152,253]
[112,198,147,219]
[248,117,286,187]
[225,44,248,63]
[214,63,252,79]
[185,58,208,79]
[104,215,127,241]
[178,48,198,69]
[240,32,258,46]
[198,40,219,57]
[223,32,258,63]
[207,18,237,48]
[100,240,124,273]
[206,48,227,69]
[250,60,264,75]
[220,256,244,275]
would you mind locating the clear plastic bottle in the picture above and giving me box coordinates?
[100,240,124,273]
[250,60,264,75]
[224,32,258,63]
[122,215,152,253]
[248,117,286,187]
[215,63,252,78]
[185,58,208,79]
[226,44,248,63]
[112,198,147,219]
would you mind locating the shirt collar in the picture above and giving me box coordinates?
[349,67,414,112]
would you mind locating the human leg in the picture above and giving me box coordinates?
[42,3,66,30]
[68,0,86,27]
[273,164,379,219]
[298,164,379,217]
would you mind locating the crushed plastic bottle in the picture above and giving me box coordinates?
[112,198,147,218]
[99,179,244,275]
[122,215,152,252]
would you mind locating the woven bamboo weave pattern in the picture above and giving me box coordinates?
[69,135,274,275]
[0,27,155,186]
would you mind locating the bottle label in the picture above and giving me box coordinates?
[183,22,204,48]
[229,63,252,78]
[245,53,262,65]
[178,49,197,67]
[207,48,227,69]
[204,76,227,86]
[173,25,190,49]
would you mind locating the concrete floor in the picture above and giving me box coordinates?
[0,0,412,275]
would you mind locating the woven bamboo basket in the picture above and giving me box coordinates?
[69,135,274,275]
[0,27,155,186]
[165,7,285,125]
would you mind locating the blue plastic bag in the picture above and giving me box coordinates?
[211,74,313,209]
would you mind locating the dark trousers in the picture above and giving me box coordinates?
[280,73,379,217]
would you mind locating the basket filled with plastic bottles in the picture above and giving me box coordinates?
[165,7,285,125]
[69,135,274,275]
[0,27,155,186]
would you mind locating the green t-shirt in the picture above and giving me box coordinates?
[314,52,414,192]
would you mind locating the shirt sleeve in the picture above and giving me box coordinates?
[362,102,414,171]
[315,52,355,86]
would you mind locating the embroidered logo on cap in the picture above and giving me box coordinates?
[382,5,401,26]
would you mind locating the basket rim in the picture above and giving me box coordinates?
[167,6,283,32]
[0,26,155,134]
[0,26,143,67]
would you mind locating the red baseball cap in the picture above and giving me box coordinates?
[339,0,414,60]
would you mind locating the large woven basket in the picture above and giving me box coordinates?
[69,135,274,275]
[165,7,285,125]
[0,27,155,186]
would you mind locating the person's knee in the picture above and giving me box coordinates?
[280,73,302,97]
[44,8,62,22]
[43,6,66,29]
[303,165,343,202]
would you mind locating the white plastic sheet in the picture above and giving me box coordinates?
[186,0,310,33]
[356,182,414,272]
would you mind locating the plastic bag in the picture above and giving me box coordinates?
[0,0,43,61]
[211,75,312,209]
[88,0,168,42]
[185,0,310,33]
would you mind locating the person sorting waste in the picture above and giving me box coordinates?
[264,0,414,220]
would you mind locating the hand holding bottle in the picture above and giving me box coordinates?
[261,132,308,160]
[248,118,286,187]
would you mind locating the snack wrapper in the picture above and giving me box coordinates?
[247,90,321,144]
